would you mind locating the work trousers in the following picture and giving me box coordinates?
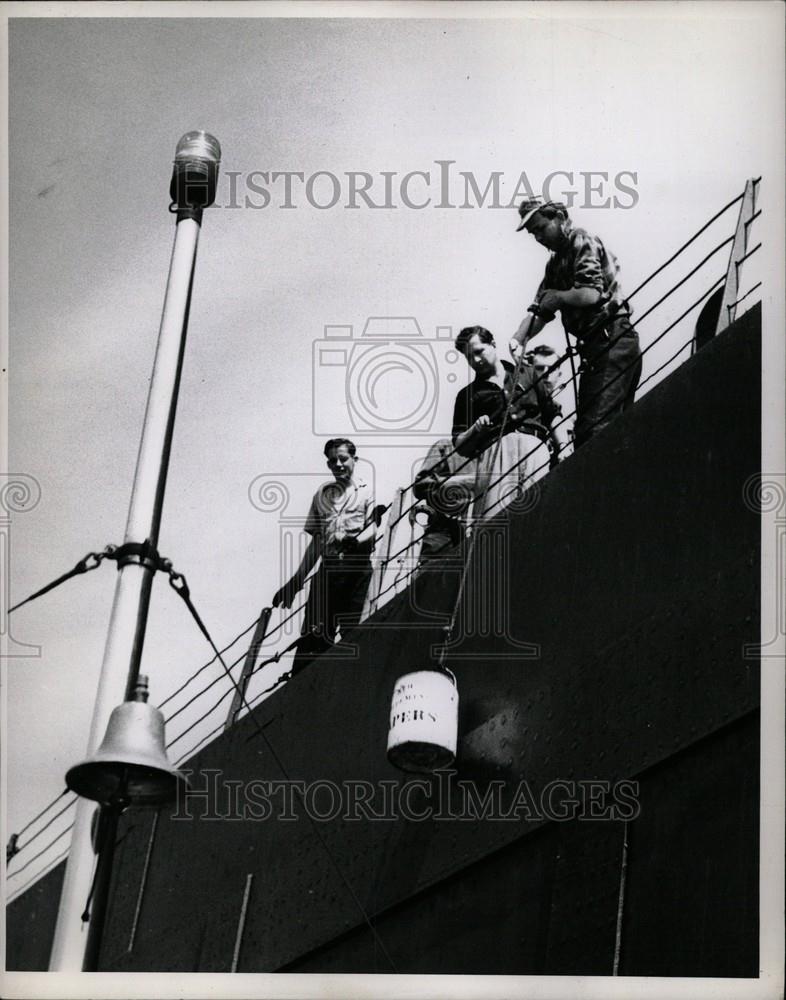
[291,557,372,675]
[574,316,642,447]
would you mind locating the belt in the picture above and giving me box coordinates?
[576,317,636,353]
[516,420,549,442]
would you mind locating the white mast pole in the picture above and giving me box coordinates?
[48,132,221,972]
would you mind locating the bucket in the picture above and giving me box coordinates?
[387,669,459,773]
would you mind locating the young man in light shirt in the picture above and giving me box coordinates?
[273,438,380,674]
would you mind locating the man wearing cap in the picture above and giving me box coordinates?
[512,198,642,448]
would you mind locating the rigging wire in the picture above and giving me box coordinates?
[157,613,262,709]
[735,241,761,268]
[725,281,762,313]
[7,847,71,905]
[8,787,70,841]
[624,190,745,301]
[8,795,77,861]
[632,235,734,328]
[162,599,309,724]
[7,823,74,880]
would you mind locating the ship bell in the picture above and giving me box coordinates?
[66,676,188,807]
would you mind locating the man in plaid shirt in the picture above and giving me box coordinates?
[511,198,642,448]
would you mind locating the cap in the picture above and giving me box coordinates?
[516,196,546,232]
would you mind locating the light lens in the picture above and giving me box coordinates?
[174,131,221,165]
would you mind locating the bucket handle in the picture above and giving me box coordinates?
[438,666,457,687]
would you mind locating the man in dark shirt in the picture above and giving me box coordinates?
[450,326,566,519]
[452,326,565,458]
[511,198,642,447]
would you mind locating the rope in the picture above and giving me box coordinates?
[8,547,116,615]
[165,568,266,740]
[563,332,580,413]
[252,724,398,973]
[428,345,535,668]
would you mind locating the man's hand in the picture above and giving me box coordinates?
[272,576,301,609]
[472,414,492,434]
[507,408,527,429]
[338,534,359,553]
[509,338,526,362]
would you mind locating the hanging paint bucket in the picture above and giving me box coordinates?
[387,669,459,773]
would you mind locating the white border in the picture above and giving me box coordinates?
[1,3,783,999]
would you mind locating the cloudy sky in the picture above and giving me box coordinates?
[4,2,784,903]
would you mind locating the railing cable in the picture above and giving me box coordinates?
[6,823,74,880]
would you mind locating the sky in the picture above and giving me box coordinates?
[3,2,784,907]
